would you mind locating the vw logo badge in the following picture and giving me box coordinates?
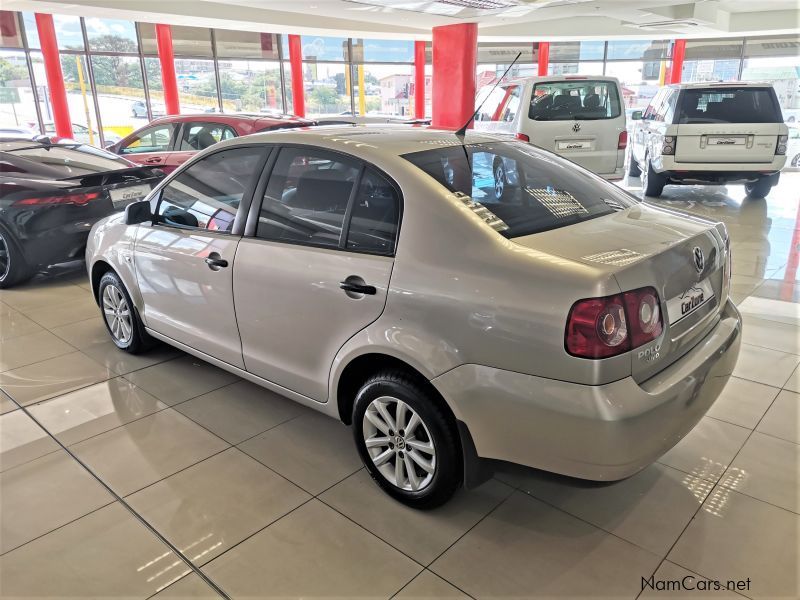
[572,123,581,133]
[693,247,705,273]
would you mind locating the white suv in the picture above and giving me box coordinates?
[629,82,788,198]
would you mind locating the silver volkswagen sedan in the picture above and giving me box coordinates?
[86,126,741,508]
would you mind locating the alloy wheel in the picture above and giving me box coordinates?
[494,164,505,199]
[102,284,133,344]
[362,396,437,492]
[0,233,9,282]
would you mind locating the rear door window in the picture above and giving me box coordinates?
[677,88,781,124]
[403,141,637,239]
[256,148,360,249]
[178,122,237,151]
[529,80,621,121]
[346,168,400,255]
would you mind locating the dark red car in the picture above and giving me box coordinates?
[107,113,314,173]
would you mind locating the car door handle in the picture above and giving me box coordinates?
[340,281,376,295]
[205,254,228,270]
[144,157,162,164]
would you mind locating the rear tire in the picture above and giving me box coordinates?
[745,178,774,199]
[627,151,641,177]
[98,270,153,354]
[0,227,33,289]
[642,157,666,197]
[352,371,461,509]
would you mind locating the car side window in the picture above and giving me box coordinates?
[120,124,175,155]
[643,90,665,121]
[178,123,237,151]
[155,147,264,233]
[346,168,400,255]
[256,147,360,249]
[661,90,678,124]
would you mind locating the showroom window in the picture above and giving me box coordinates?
[156,146,264,232]
[0,16,39,132]
[741,35,800,118]
[351,38,416,117]
[257,147,360,248]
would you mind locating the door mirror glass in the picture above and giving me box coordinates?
[125,200,153,224]
[631,110,643,121]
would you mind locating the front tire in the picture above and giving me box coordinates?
[642,157,666,197]
[352,371,461,509]
[0,227,33,289]
[98,270,153,354]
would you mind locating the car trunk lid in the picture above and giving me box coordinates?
[674,122,782,163]
[513,204,727,381]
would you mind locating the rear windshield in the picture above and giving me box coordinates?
[0,144,129,179]
[529,80,622,121]
[677,88,781,124]
[402,141,637,239]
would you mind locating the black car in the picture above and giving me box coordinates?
[0,138,164,288]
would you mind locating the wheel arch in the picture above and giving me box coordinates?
[90,260,114,303]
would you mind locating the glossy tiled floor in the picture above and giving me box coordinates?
[1,174,798,599]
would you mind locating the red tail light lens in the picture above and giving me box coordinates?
[617,130,628,150]
[622,287,662,347]
[515,133,530,142]
[566,286,663,359]
[13,191,100,207]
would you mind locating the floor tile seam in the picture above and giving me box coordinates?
[388,567,478,600]
[2,393,233,600]
[0,497,116,558]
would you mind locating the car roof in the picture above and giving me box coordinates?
[211,124,509,157]
[667,81,775,90]
[147,112,311,126]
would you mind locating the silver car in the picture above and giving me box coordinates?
[86,127,741,508]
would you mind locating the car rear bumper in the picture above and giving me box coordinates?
[432,299,742,481]
[654,155,786,178]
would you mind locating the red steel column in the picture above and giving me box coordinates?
[537,42,550,76]
[35,13,72,139]
[288,34,305,117]
[431,23,477,130]
[669,39,686,84]
[156,24,180,115]
[414,40,426,119]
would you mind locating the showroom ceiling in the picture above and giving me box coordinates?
[4,0,799,39]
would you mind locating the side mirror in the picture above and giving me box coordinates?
[125,200,152,225]
[631,110,643,121]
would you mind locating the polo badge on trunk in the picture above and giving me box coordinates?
[572,123,581,132]
[693,247,705,273]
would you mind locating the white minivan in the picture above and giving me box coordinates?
[473,75,627,184]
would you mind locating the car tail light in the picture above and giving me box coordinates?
[617,130,628,150]
[566,286,663,359]
[662,136,676,155]
[776,135,788,155]
[515,133,530,142]
[13,191,100,207]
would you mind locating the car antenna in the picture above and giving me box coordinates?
[454,51,522,141]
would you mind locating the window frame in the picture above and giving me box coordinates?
[150,143,272,236]
[244,143,403,257]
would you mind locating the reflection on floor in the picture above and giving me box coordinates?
[1,174,798,599]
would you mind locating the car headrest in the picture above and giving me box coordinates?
[552,95,572,107]
[291,169,354,212]
[583,94,601,109]
[195,130,218,150]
